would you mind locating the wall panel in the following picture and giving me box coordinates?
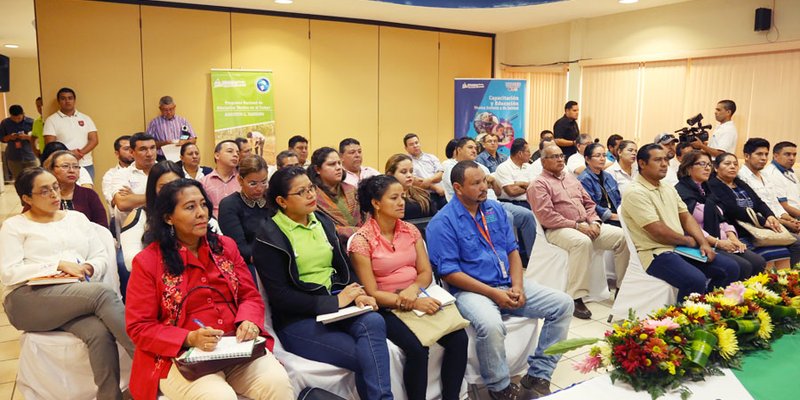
[378,27,439,170]
[309,20,379,168]
[231,13,310,162]
[141,6,231,163]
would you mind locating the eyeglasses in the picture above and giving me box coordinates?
[287,184,317,198]
[55,164,81,171]
[589,153,606,159]
[543,154,565,160]
[245,179,268,188]
[693,161,712,168]
[33,184,60,197]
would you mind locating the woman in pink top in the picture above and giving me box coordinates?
[349,175,467,400]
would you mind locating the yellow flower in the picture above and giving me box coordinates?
[673,336,682,343]
[639,333,648,341]
[645,359,652,366]
[674,314,690,326]
[745,273,770,287]
[757,310,774,340]
[744,288,757,300]
[660,361,677,375]
[654,326,668,336]
[713,326,739,360]
[683,303,709,318]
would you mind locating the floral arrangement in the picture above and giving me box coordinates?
[546,269,800,399]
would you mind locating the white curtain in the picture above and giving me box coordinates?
[500,69,567,141]
[579,63,640,144]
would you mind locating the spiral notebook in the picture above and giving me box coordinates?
[177,336,265,363]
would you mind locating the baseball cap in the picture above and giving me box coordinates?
[654,133,679,145]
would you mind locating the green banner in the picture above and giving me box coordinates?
[210,70,276,160]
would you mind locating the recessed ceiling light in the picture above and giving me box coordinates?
[619,0,638,4]
[3,44,20,49]
[275,0,293,4]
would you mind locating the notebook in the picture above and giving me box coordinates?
[414,284,457,317]
[177,336,265,363]
[674,245,708,263]
[316,305,374,324]
[27,275,80,286]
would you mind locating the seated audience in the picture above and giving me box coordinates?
[565,134,593,176]
[176,142,212,180]
[441,139,459,172]
[494,138,536,209]
[675,141,693,164]
[530,145,629,319]
[530,139,554,180]
[119,161,185,271]
[200,140,241,217]
[654,133,680,186]
[737,138,800,233]
[219,155,272,280]
[275,150,299,169]
[288,135,310,167]
[427,160,573,400]
[101,135,133,205]
[621,144,739,301]
[476,132,507,173]
[762,141,800,220]
[0,104,38,181]
[126,179,292,400]
[577,143,622,227]
[340,138,379,187]
[385,153,438,219]
[605,134,623,164]
[0,168,133,400]
[675,150,766,278]
[253,166,390,400]
[707,152,800,267]
[111,133,158,222]
[42,150,107,228]
[349,175,467,400]
[607,140,638,194]
[530,130,553,163]
[40,141,93,187]
[405,133,447,209]
[235,137,253,158]
[308,147,363,242]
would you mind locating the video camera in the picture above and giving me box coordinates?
[674,113,712,143]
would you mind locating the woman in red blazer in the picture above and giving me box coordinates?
[125,179,293,400]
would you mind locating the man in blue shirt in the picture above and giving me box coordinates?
[427,160,573,400]
[0,105,38,181]
[476,132,507,173]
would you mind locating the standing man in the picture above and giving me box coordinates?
[146,96,195,162]
[738,138,800,233]
[476,133,507,173]
[0,105,38,180]
[288,135,310,167]
[404,132,447,209]
[691,100,738,157]
[494,138,535,209]
[553,101,580,159]
[763,141,800,220]
[340,138,379,187]
[200,140,241,217]
[43,87,99,179]
[427,160,573,400]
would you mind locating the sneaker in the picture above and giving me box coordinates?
[573,298,592,319]
[520,375,552,397]
[488,383,521,400]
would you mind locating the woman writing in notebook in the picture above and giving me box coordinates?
[349,175,467,400]
[0,168,133,400]
[125,179,292,400]
[253,166,392,400]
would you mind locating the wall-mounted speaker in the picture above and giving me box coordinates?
[755,8,772,32]
[0,54,9,93]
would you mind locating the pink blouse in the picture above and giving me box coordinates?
[349,218,422,292]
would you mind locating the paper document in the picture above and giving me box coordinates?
[177,336,265,363]
[414,284,457,316]
[316,305,373,324]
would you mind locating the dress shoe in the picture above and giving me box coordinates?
[573,298,592,319]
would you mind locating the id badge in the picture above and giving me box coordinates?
[499,259,507,279]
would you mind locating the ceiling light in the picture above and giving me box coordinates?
[619,0,638,4]
[275,0,293,4]
[3,44,20,49]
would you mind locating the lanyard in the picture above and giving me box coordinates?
[473,209,508,279]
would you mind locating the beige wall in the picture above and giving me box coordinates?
[35,0,493,192]
[3,57,40,118]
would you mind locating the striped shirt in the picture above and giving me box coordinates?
[145,115,195,155]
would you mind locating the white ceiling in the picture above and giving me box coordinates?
[0,0,693,58]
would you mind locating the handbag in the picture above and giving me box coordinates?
[737,208,797,247]
[391,304,469,347]
[297,387,347,400]
[171,285,267,380]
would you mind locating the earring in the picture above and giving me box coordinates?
[169,225,175,237]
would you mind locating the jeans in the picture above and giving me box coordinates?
[500,202,536,262]
[277,313,393,400]
[4,283,134,400]
[646,251,740,302]
[720,249,766,280]
[381,310,467,400]
[454,280,573,392]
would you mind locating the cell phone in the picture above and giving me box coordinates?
[180,132,190,140]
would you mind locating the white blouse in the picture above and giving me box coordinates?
[0,211,106,295]
[608,161,638,196]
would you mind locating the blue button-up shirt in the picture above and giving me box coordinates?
[577,168,621,222]
[426,197,517,291]
[476,151,507,173]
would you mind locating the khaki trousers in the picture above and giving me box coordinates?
[544,224,629,299]
[159,351,294,400]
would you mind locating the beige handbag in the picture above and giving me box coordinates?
[737,208,797,247]
[391,305,469,347]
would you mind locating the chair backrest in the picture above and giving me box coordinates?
[406,217,433,242]
[617,206,645,270]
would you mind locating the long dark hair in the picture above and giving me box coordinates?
[145,161,184,213]
[358,175,400,215]
[144,179,222,276]
[267,166,308,210]
[307,147,343,198]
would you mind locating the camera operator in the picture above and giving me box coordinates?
[691,100,738,157]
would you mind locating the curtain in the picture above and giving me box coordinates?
[579,63,640,144]
[500,69,568,142]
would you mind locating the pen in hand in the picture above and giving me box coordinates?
[193,318,222,340]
